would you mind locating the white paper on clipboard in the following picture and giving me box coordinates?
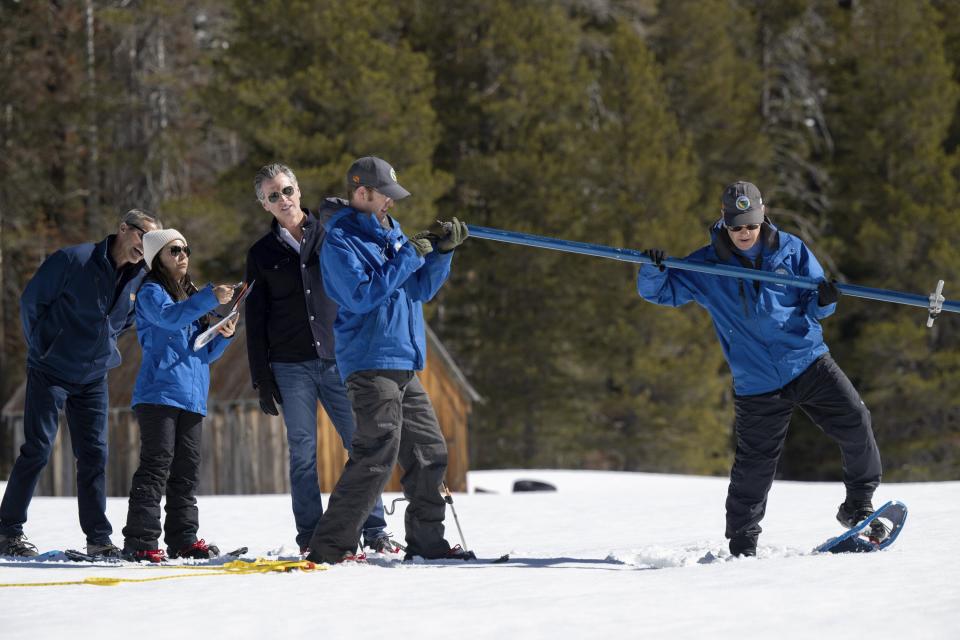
[193,281,254,351]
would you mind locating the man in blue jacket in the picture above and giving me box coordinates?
[306,156,470,564]
[245,162,390,555]
[638,181,883,558]
[0,209,162,557]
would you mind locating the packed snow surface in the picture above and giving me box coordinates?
[1,470,957,639]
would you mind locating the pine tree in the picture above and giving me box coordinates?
[748,2,840,273]
[405,0,603,467]
[579,22,731,474]
[205,0,448,257]
[818,0,960,480]
[651,0,773,206]
[0,1,89,406]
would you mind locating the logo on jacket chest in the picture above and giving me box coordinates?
[771,267,790,287]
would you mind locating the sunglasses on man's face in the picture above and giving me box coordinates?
[727,224,760,233]
[126,222,147,239]
[266,185,296,203]
[168,245,191,257]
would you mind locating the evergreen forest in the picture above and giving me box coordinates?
[2,0,959,481]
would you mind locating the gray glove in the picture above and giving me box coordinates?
[436,217,469,253]
[409,236,434,257]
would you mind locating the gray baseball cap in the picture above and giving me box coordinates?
[346,156,410,200]
[721,181,764,226]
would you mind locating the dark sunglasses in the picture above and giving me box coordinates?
[168,245,191,257]
[727,223,760,232]
[266,185,296,203]
[126,222,147,239]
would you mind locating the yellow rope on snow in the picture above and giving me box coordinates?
[0,557,325,588]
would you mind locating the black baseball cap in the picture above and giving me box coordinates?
[346,156,410,200]
[721,181,764,227]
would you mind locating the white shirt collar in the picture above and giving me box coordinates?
[278,225,301,252]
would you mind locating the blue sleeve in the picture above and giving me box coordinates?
[798,243,836,320]
[321,232,424,314]
[137,283,220,330]
[405,250,453,302]
[637,263,699,308]
[201,333,232,363]
[119,276,143,334]
[20,250,70,347]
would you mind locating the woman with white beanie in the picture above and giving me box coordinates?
[121,229,236,562]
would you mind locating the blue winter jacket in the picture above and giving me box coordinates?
[20,235,146,384]
[131,281,231,415]
[320,206,453,381]
[637,221,835,396]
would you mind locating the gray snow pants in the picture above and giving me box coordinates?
[725,353,882,542]
[308,370,450,562]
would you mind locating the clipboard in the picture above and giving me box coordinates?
[193,281,255,351]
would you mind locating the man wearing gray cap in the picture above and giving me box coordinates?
[306,156,470,564]
[637,181,884,558]
[246,162,392,555]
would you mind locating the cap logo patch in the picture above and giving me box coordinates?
[352,175,360,184]
[389,168,398,182]
[736,195,751,211]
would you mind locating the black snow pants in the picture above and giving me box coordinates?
[122,404,203,552]
[725,354,882,542]
[308,370,450,562]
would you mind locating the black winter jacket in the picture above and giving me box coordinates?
[244,207,340,387]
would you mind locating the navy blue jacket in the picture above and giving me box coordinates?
[20,235,146,384]
[638,221,834,396]
[320,206,452,381]
[245,208,341,388]
[132,281,231,415]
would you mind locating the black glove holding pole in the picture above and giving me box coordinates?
[817,279,840,306]
[644,248,667,272]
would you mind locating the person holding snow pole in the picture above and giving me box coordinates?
[637,181,884,558]
[306,156,471,564]
[121,229,236,562]
[245,162,394,555]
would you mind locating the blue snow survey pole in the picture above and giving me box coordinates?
[467,225,958,328]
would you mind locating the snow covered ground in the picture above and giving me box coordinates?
[1,470,957,639]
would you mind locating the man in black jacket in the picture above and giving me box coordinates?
[0,209,161,558]
[245,163,390,554]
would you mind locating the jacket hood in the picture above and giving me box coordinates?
[316,197,350,224]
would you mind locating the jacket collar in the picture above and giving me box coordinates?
[99,235,116,269]
[270,207,315,241]
[99,234,145,273]
[709,217,781,265]
[325,205,402,244]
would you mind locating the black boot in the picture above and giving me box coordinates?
[729,533,758,557]
[0,533,39,557]
[836,499,890,541]
[405,543,477,561]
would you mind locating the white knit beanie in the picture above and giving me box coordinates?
[142,229,187,270]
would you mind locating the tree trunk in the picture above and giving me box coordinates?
[85,0,100,231]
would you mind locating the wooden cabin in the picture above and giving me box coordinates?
[1,323,480,497]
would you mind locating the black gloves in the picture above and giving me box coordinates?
[817,279,840,306]
[257,379,283,416]
[644,248,667,272]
